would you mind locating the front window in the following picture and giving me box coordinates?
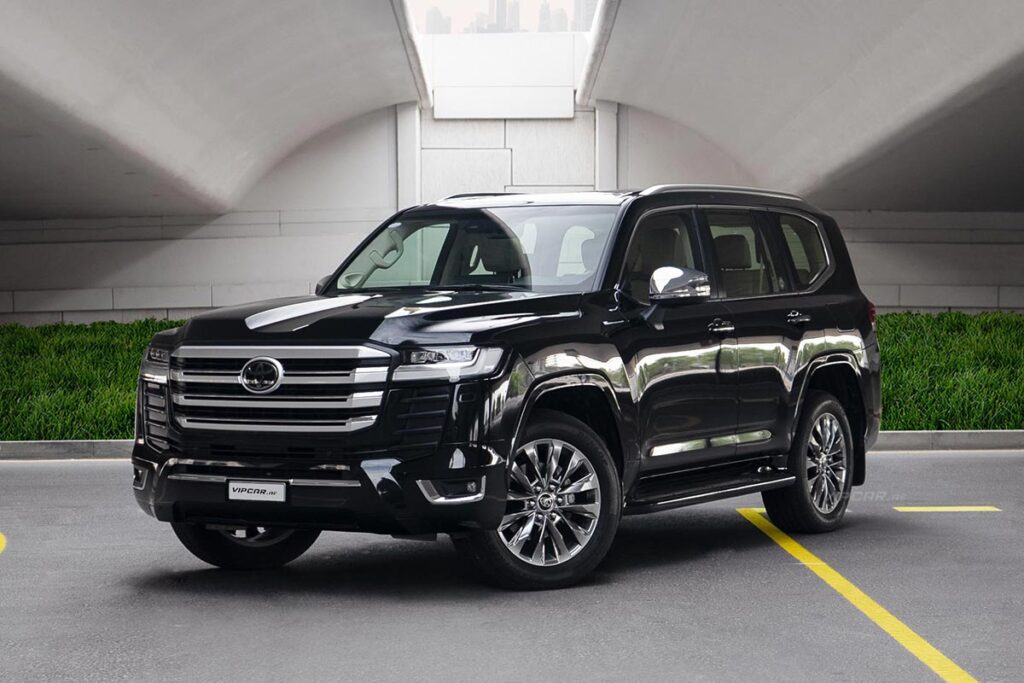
[330,206,618,294]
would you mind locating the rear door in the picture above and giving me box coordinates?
[700,208,801,458]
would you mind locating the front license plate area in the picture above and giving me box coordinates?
[227,480,286,503]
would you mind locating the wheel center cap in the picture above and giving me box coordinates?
[537,493,555,511]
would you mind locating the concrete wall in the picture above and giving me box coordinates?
[3,101,1023,326]
[420,108,596,201]
[617,106,756,188]
[833,211,1024,313]
[0,108,398,325]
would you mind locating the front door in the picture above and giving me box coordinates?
[611,209,738,473]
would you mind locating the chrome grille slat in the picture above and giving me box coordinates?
[172,345,389,359]
[169,345,392,434]
[177,416,377,433]
[170,367,388,385]
[172,391,383,410]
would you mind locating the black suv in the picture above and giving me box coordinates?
[133,185,881,589]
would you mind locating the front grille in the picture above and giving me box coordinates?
[169,345,392,434]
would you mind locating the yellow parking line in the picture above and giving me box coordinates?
[737,507,976,683]
[894,506,1001,513]
[0,531,6,555]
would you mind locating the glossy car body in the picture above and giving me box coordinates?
[132,186,880,537]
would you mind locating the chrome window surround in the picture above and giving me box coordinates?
[615,204,835,304]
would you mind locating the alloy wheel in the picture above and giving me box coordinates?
[807,413,848,514]
[498,438,602,567]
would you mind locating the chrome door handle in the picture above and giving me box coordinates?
[708,319,735,335]
[786,310,812,325]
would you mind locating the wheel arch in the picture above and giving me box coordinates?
[510,372,639,491]
[794,354,868,486]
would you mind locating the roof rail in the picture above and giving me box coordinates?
[441,192,521,200]
[639,184,805,201]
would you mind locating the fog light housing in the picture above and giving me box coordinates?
[416,477,486,504]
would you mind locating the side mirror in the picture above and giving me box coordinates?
[314,274,333,296]
[649,266,711,304]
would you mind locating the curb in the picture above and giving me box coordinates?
[872,430,1024,452]
[0,431,1022,459]
[0,440,133,460]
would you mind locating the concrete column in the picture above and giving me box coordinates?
[594,100,618,190]
[396,102,421,208]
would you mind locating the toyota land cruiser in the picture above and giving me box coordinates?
[133,185,881,589]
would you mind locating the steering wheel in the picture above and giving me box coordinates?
[369,228,404,269]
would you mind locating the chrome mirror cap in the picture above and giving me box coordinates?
[649,266,711,303]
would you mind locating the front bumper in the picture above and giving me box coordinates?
[132,442,507,535]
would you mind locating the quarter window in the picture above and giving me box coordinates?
[779,214,828,289]
[706,210,787,298]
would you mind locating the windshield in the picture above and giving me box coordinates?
[330,205,618,294]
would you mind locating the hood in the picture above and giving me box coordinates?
[173,289,582,346]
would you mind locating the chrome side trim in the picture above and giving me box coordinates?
[643,476,796,509]
[176,415,377,433]
[650,439,708,457]
[416,478,487,505]
[170,367,389,385]
[171,391,383,410]
[172,345,389,360]
[649,430,771,456]
[709,430,772,447]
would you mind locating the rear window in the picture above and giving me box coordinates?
[779,214,828,289]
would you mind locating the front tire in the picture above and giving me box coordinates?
[762,391,854,533]
[172,523,320,569]
[454,410,621,590]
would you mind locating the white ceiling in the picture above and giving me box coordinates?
[584,0,1024,210]
[0,0,426,218]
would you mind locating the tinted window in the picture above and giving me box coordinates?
[623,211,700,304]
[334,205,618,294]
[779,214,828,289]
[706,210,787,298]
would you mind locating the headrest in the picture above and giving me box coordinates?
[580,236,603,271]
[476,234,525,273]
[714,234,751,269]
[637,216,681,270]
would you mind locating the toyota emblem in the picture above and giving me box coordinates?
[239,357,283,394]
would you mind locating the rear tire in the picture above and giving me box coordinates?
[762,391,854,533]
[454,409,621,590]
[172,523,320,569]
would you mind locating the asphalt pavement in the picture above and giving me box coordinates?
[1,451,1020,682]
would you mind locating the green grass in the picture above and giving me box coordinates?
[0,319,183,441]
[877,312,1024,431]
[1,312,1022,440]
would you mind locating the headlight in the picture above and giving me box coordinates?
[140,345,170,385]
[393,346,505,383]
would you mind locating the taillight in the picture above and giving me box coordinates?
[867,300,877,330]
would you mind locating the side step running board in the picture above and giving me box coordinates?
[624,474,795,515]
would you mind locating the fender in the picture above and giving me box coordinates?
[789,352,863,441]
[509,371,641,493]
[789,351,869,486]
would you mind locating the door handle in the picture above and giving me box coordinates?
[708,318,735,335]
[786,310,812,325]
